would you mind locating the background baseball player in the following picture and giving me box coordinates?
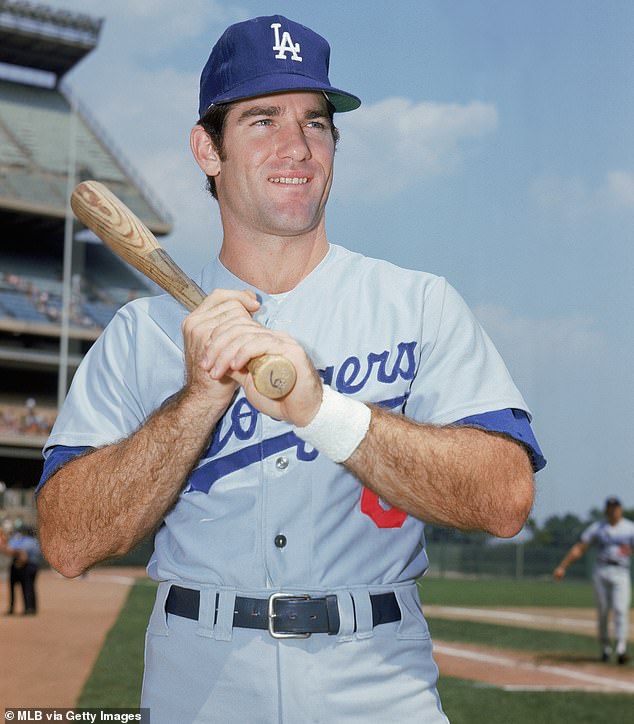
[37,15,545,723]
[554,496,633,664]
[0,524,41,615]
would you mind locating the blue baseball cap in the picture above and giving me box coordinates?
[198,15,361,118]
[605,496,622,507]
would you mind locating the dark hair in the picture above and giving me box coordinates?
[197,99,340,201]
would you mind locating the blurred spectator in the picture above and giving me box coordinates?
[0,400,54,437]
[1,271,107,329]
[1,525,42,615]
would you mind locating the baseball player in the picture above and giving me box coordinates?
[37,16,546,723]
[554,497,633,664]
[1,525,42,615]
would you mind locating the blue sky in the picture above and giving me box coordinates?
[43,0,633,524]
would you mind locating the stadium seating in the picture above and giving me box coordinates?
[0,78,170,232]
[81,301,117,328]
[0,291,49,323]
[0,2,170,488]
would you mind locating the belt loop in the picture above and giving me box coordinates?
[214,589,236,642]
[394,584,429,640]
[335,592,355,643]
[148,581,172,636]
[196,588,216,639]
[351,590,374,639]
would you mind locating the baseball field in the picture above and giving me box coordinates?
[2,569,632,722]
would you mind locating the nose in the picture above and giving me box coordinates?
[276,124,311,161]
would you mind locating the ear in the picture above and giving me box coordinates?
[190,125,221,177]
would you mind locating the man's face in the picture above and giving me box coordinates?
[213,91,336,240]
[606,503,623,525]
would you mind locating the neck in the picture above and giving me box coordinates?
[219,228,329,293]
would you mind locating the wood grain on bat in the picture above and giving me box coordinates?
[70,180,296,399]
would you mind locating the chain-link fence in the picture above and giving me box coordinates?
[425,541,620,580]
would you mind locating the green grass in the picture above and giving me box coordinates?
[77,580,157,707]
[426,617,601,659]
[418,576,595,608]
[438,677,633,724]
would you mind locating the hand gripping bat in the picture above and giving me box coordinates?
[70,180,297,399]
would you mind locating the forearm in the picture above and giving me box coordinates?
[37,388,225,577]
[555,543,587,571]
[345,405,534,537]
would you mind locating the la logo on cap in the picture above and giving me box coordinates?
[271,22,302,62]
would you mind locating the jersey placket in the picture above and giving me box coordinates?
[258,297,312,590]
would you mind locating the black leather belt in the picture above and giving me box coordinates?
[165,585,401,638]
[605,560,622,566]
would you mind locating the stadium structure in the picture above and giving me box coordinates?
[0,1,172,528]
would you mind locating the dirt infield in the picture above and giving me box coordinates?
[0,567,146,708]
[425,603,634,639]
[1,570,632,708]
[428,604,634,694]
[433,642,634,694]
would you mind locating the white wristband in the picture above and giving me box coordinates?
[292,383,371,463]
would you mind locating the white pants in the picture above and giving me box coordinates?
[141,581,449,723]
[592,564,631,654]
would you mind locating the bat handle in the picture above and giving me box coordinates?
[176,278,296,399]
[159,282,298,397]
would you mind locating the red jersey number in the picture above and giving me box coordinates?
[360,489,407,528]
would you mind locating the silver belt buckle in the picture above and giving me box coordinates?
[267,592,312,639]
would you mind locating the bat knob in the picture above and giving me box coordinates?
[248,354,297,399]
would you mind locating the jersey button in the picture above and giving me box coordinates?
[275,534,287,548]
[275,456,289,471]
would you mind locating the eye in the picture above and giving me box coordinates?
[306,120,326,130]
[253,118,273,127]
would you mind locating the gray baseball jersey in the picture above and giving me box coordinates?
[41,244,544,722]
[581,518,634,569]
[581,517,634,655]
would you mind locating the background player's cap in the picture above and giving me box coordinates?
[198,15,361,118]
[605,496,622,507]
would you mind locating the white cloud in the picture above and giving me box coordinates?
[108,0,232,19]
[46,0,247,49]
[603,170,634,208]
[138,146,224,278]
[101,0,248,55]
[473,304,605,395]
[333,98,498,199]
[531,170,634,219]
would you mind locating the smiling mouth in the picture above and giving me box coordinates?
[268,177,309,185]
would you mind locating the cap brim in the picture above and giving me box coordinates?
[200,73,361,116]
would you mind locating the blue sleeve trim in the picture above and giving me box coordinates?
[36,445,93,496]
[453,408,546,472]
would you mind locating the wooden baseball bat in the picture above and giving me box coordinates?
[70,180,296,399]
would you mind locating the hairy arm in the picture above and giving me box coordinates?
[37,388,226,578]
[344,405,535,538]
[204,313,536,539]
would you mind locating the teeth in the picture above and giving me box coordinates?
[270,177,308,184]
